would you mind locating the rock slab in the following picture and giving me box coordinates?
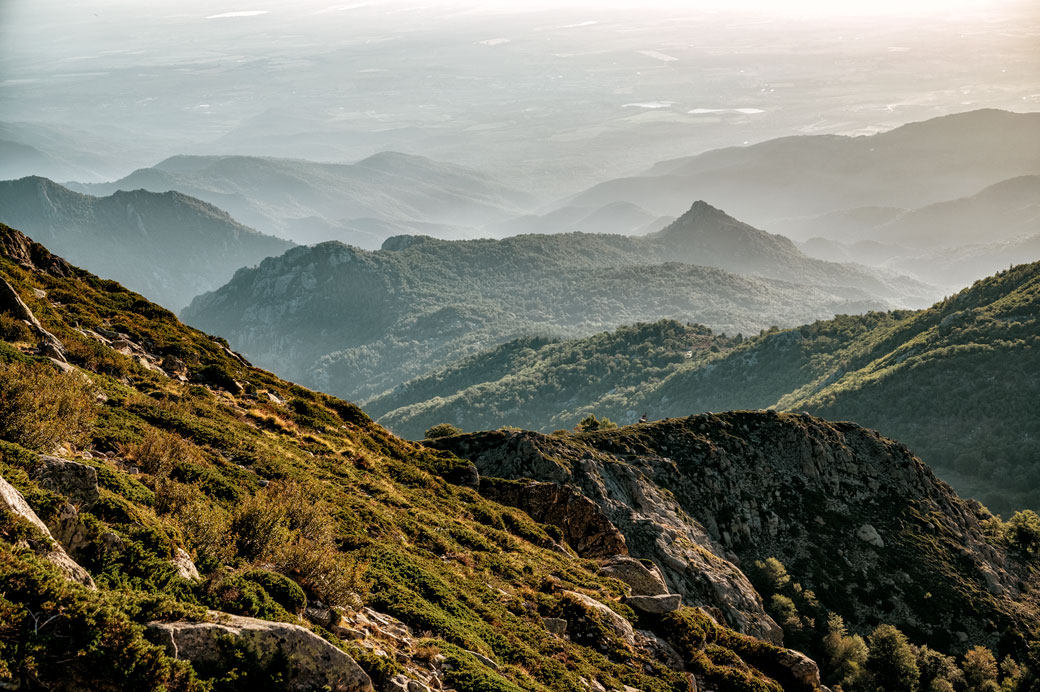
[147,611,372,692]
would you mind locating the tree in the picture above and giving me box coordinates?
[962,646,999,692]
[917,645,961,692]
[865,625,920,692]
[575,413,617,432]
[822,613,868,690]
[1008,510,1040,554]
[425,423,463,439]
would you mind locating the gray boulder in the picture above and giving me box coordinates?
[599,556,668,596]
[147,611,372,692]
[0,473,95,588]
[32,456,99,509]
[561,590,635,646]
[624,593,682,614]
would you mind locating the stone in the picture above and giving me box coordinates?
[0,473,95,588]
[464,649,500,671]
[599,556,668,596]
[407,681,431,692]
[172,547,201,580]
[31,456,99,509]
[0,276,67,362]
[542,617,568,635]
[147,611,372,692]
[387,674,411,692]
[561,590,635,646]
[856,524,885,548]
[775,649,823,691]
[478,479,628,558]
[624,593,682,614]
[635,630,684,670]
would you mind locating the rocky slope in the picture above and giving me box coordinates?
[1,221,847,692]
[430,413,1040,658]
[0,176,293,311]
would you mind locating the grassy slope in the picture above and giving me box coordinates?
[0,222,802,692]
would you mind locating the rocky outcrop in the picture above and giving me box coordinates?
[146,611,372,692]
[478,477,627,557]
[0,473,95,588]
[31,456,100,509]
[0,276,67,361]
[561,590,636,646]
[433,429,782,643]
[432,412,1034,654]
[599,556,668,596]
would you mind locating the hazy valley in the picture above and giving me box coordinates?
[1,2,1039,691]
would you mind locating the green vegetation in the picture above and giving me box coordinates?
[182,208,907,403]
[382,262,1040,515]
[0,222,822,691]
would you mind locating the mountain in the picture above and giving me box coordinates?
[563,110,1040,230]
[66,152,535,249]
[367,320,729,433]
[0,176,293,311]
[377,262,1040,515]
[182,203,931,403]
[429,415,1040,665]
[1,221,1037,691]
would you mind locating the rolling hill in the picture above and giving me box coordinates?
[181,203,931,403]
[66,152,535,248]
[562,110,1040,232]
[0,176,292,311]
[375,262,1040,516]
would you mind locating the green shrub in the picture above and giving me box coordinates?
[239,569,307,614]
[425,423,463,439]
[0,360,96,452]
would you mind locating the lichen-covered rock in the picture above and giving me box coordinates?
[0,473,95,588]
[31,456,99,508]
[625,593,682,614]
[478,477,628,557]
[855,523,884,548]
[599,556,668,596]
[146,611,372,692]
[171,547,201,581]
[561,590,636,646]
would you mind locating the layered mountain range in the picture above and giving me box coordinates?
[0,222,1037,692]
[66,152,534,248]
[373,260,1040,515]
[181,202,932,403]
[0,176,292,311]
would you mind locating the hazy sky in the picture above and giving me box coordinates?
[0,0,1036,188]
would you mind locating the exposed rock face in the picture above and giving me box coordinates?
[561,590,636,646]
[434,429,782,643]
[478,477,628,557]
[0,473,95,588]
[0,276,67,361]
[625,594,682,614]
[599,556,668,596]
[31,456,100,509]
[431,412,1035,653]
[146,611,372,692]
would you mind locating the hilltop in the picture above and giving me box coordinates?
[0,176,292,311]
[564,110,1040,230]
